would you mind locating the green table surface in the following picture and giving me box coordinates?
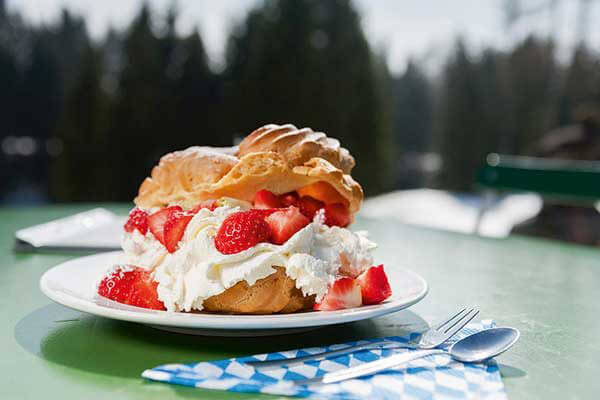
[1,204,599,399]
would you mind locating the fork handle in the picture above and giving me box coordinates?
[298,349,445,385]
[245,342,408,369]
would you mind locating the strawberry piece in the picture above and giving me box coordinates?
[323,203,351,227]
[163,211,194,253]
[298,196,324,219]
[314,277,362,311]
[297,181,347,205]
[191,200,217,212]
[98,266,165,310]
[147,206,182,245]
[124,208,148,234]
[215,209,272,254]
[356,265,392,305]
[279,191,299,207]
[265,206,310,245]
[254,189,282,209]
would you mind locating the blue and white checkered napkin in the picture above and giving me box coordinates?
[142,319,506,399]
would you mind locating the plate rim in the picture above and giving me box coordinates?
[40,251,428,330]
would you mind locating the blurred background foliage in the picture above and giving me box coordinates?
[1,0,599,203]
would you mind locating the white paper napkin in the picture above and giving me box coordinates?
[15,208,124,251]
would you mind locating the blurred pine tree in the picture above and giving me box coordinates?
[0,45,18,138]
[435,41,488,191]
[224,0,394,194]
[175,30,226,148]
[106,5,222,200]
[110,5,174,199]
[393,61,433,187]
[395,61,433,154]
[53,10,88,94]
[558,45,600,125]
[51,43,110,201]
[478,49,514,154]
[507,37,558,153]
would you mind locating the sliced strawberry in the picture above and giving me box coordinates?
[298,196,324,219]
[297,181,347,205]
[356,265,392,305]
[98,266,165,310]
[147,206,182,245]
[324,203,351,227]
[124,208,148,234]
[279,191,299,207]
[191,199,217,213]
[314,277,362,311]
[163,211,194,253]
[252,208,280,218]
[265,206,310,245]
[215,209,272,254]
[254,189,282,209]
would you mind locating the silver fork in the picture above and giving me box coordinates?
[244,307,479,370]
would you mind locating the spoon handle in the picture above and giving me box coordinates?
[297,349,446,385]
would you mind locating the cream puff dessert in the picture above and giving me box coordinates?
[97,124,391,314]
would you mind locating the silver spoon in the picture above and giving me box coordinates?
[297,327,520,385]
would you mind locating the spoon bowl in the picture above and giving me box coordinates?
[297,326,521,385]
[449,327,520,362]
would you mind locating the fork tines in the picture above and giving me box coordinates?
[436,307,480,339]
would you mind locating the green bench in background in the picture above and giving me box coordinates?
[475,153,600,235]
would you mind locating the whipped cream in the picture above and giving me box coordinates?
[118,206,376,312]
[120,229,168,271]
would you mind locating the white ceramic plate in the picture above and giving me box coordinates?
[40,251,428,336]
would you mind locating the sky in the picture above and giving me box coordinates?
[6,0,600,75]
